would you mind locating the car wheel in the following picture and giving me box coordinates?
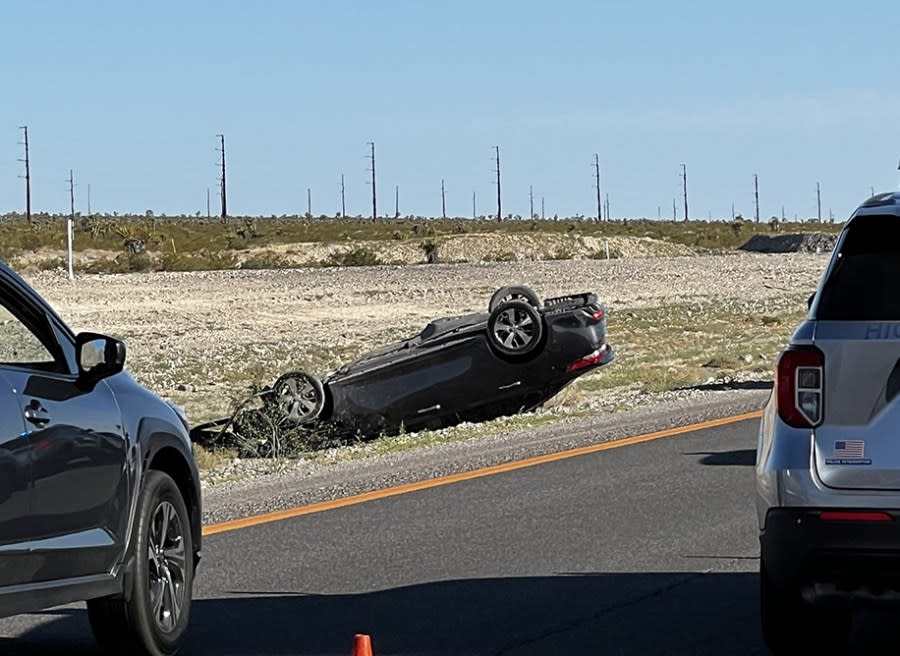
[759,557,851,654]
[487,300,544,359]
[272,370,325,427]
[88,470,194,656]
[488,285,541,312]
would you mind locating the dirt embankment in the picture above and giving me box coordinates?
[740,232,837,254]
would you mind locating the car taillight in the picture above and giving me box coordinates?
[583,305,605,323]
[566,346,607,373]
[776,345,824,428]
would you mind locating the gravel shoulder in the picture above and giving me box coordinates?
[200,388,768,525]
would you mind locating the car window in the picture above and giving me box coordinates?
[0,302,60,370]
[816,215,900,321]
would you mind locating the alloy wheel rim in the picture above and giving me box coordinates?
[147,500,187,634]
[493,308,536,350]
[276,376,320,422]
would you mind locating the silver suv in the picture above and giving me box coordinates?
[757,193,900,652]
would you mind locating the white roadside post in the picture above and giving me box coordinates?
[67,215,74,280]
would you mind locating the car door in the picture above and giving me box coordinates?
[0,370,35,588]
[0,279,129,583]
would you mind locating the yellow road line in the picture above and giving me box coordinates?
[203,409,763,536]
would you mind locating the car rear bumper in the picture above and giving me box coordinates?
[761,507,900,606]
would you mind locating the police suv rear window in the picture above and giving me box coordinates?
[816,215,900,321]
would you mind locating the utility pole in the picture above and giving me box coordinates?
[67,170,75,281]
[658,205,661,220]
[541,196,545,220]
[529,184,534,220]
[493,146,502,222]
[395,185,399,218]
[367,142,377,220]
[18,126,31,224]
[681,163,688,222]
[870,186,875,198]
[594,154,602,221]
[472,190,476,219]
[816,182,822,222]
[754,173,760,223]
[307,188,311,217]
[206,187,211,218]
[731,202,735,220]
[340,174,346,217]
[216,134,227,219]
[441,179,446,219]
[605,193,610,222]
[87,184,91,218]
[673,198,677,221]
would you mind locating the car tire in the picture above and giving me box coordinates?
[760,557,851,655]
[271,370,325,427]
[487,300,544,360]
[88,470,194,656]
[488,285,541,312]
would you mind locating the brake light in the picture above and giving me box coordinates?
[566,346,607,373]
[776,345,824,428]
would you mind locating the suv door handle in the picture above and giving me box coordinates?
[24,400,51,427]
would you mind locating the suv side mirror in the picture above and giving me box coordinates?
[75,332,126,387]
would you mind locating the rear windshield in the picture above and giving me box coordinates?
[816,214,900,321]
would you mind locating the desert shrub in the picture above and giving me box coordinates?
[159,251,237,271]
[324,248,382,267]
[240,252,292,270]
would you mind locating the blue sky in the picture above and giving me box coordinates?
[2,0,899,220]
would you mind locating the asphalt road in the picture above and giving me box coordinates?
[0,416,768,655]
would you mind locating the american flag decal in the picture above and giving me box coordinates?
[833,440,865,458]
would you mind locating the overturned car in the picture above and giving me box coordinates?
[192,285,614,450]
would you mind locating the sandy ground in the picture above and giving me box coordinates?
[22,251,829,424]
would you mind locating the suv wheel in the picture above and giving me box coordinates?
[760,557,851,654]
[88,471,194,656]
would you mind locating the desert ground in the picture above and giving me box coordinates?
[25,252,828,440]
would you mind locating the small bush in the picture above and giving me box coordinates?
[323,248,382,267]
[240,252,292,270]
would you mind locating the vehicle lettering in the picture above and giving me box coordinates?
[825,458,872,466]
[865,323,900,340]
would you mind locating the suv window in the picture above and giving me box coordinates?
[0,304,57,367]
[816,215,900,321]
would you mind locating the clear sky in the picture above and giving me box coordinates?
[2,0,899,221]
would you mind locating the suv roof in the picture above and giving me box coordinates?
[856,191,900,214]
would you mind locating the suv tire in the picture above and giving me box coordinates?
[88,471,194,656]
[760,558,851,654]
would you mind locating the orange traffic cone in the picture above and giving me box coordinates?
[351,633,374,656]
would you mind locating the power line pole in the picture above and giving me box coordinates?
[658,205,661,220]
[216,134,227,219]
[18,126,31,224]
[594,154,602,222]
[367,141,377,220]
[681,163,688,222]
[87,184,91,218]
[541,196,545,220]
[307,188,311,217]
[493,146,502,222]
[605,193,610,222]
[816,182,822,222]
[754,173,760,223]
[731,202,735,220]
[472,190,476,219]
[441,179,447,219]
[673,197,677,221]
[529,184,534,220]
[67,170,75,281]
[206,187,211,218]
[395,185,399,218]
[340,174,346,217]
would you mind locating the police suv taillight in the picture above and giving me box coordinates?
[775,345,824,428]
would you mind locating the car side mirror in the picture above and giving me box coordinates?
[76,332,126,387]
